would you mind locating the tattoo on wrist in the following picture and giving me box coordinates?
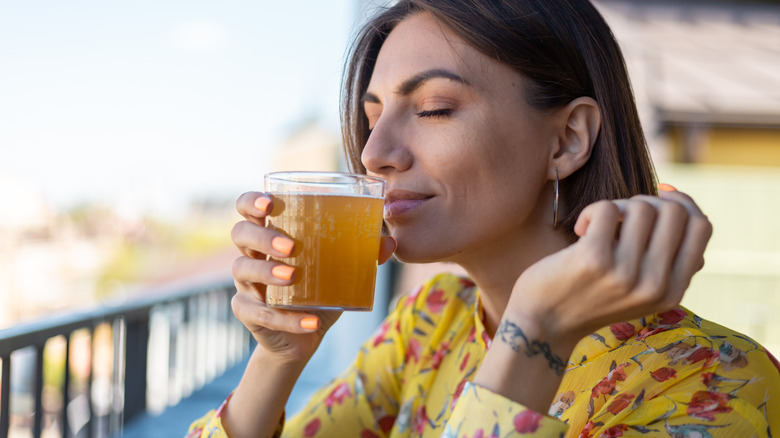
[497,319,566,376]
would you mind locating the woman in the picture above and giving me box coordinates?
[190,0,780,436]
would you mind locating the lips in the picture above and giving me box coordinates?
[384,189,433,219]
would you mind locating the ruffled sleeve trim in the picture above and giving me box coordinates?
[445,382,568,437]
[186,392,285,438]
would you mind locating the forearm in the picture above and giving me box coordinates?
[472,317,572,414]
[221,346,308,438]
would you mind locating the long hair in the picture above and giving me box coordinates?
[341,0,657,238]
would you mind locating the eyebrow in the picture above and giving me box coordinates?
[362,69,470,104]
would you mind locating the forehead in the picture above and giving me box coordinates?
[369,12,506,92]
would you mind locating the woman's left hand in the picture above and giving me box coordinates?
[473,188,712,413]
[510,188,713,355]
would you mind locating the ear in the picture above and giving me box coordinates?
[547,96,601,180]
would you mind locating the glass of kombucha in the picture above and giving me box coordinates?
[264,171,386,311]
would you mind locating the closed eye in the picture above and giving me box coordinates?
[417,109,451,118]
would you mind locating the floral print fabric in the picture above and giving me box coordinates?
[189,273,780,437]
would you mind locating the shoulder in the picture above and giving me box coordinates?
[631,307,779,378]
[567,308,780,432]
[640,307,780,427]
[681,307,780,378]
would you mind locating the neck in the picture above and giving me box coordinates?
[449,225,571,337]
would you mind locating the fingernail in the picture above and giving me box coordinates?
[271,265,295,281]
[657,183,678,192]
[300,317,319,330]
[271,237,295,256]
[254,197,271,212]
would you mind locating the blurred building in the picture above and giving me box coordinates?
[0,175,112,329]
[0,173,237,330]
[590,0,780,354]
[272,118,344,172]
[594,0,780,165]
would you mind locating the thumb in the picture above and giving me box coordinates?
[378,236,397,265]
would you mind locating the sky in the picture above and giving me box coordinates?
[0,0,371,218]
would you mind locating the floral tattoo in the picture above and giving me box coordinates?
[497,319,566,376]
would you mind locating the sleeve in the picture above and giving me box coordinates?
[445,382,568,437]
[281,297,411,437]
[186,393,286,438]
[185,410,218,438]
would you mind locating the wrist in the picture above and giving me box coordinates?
[473,314,573,414]
[501,301,581,358]
[250,343,310,373]
[494,317,569,377]
[223,347,305,438]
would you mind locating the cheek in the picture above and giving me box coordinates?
[459,121,541,187]
[460,129,549,222]
[411,123,477,189]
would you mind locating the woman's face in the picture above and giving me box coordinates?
[362,12,559,264]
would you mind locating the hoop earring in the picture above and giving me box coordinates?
[553,169,559,228]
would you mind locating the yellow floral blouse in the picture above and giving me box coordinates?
[189,273,780,437]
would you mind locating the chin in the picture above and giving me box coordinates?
[392,238,452,264]
[393,250,435,264]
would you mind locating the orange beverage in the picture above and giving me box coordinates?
[264,172,385,311]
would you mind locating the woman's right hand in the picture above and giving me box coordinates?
[230,191,397,364]
[231,191,336,363]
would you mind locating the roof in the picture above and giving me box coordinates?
[595,0,780,127]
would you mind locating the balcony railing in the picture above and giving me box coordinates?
[0,276,249,438]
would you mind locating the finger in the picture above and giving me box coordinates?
[231,289,321,334]
[232,256,297,286]
[378,236,397,265]
[574,200,621,248]
[575,187,705,235]
[235,277,266,302]
[236,191,273,225]
[612,199,658,289]
[231,220,296,259]
[636,199,690,307]
[667,211,713,302]
[655,187,710,276]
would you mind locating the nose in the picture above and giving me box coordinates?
[361,115,413,175]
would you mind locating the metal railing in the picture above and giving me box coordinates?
[0,277,250,438]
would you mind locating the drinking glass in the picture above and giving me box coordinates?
[264,171,386,311]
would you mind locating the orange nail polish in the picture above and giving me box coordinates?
[271,265,295,281]
[300,317,319,330]
[657,183,678,192]
[254,197,271,212]
[271,237,295,256]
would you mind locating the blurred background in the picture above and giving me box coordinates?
[0,0,356,325]
[1,0,779,437]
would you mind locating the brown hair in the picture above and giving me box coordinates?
[341,0,657,238]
